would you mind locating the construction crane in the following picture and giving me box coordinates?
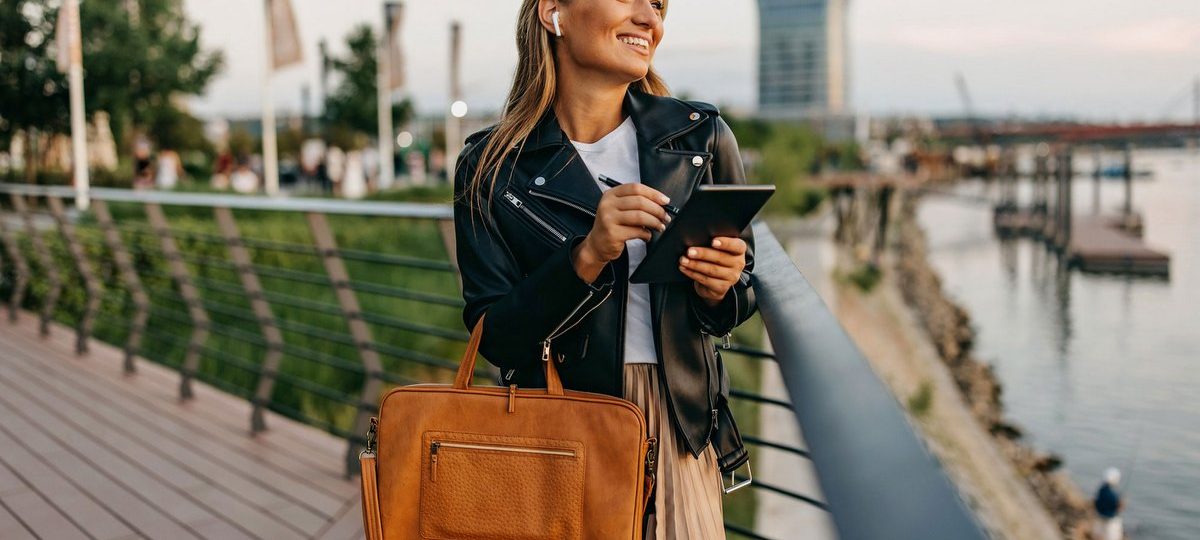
[954,72,990,146]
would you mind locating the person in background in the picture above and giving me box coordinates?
[1092,467,1124,540]
[229,160,259,194]
[155,148,182,190]
[362,145,380,193]
[132,135,154,189]
[212,149,234,190]
[326,146,346,195]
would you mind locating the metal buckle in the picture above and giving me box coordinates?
[722,459,752,494]
[360,417,378,458]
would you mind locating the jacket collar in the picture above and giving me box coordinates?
[519,86,710,154]
[520,86,713,220]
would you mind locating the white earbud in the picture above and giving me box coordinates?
[552,11,562,37]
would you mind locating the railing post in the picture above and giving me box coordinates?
[10,194,62,336]
[1060,148,1073,250]
[306,211,383,478]
[214,207,285,434]
[46,196,102,354]
[436,218,462,294]
[144,203,210,400]
[92,199,149,373]
[0,205,30,323]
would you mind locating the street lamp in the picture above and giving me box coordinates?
[450,100,469,119]
[396,131,414,148]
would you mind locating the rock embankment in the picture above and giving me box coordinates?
[893,195,1093,538]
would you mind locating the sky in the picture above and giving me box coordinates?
[183,0,1200,122]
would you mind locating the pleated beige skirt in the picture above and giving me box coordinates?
[622,363,726,540]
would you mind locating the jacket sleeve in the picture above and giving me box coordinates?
[454,141,617,373]
[687,115,758,338]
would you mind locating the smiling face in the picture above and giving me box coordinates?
[544,0,666,84]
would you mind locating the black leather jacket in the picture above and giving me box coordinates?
[452,87,757,473]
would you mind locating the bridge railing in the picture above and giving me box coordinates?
[0,183,984,540]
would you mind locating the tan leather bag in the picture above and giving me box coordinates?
[360,313,658,540]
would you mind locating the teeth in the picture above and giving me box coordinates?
[619,36,649,49]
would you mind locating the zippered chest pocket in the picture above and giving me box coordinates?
[501,189,569,246]
[420,431,585,540]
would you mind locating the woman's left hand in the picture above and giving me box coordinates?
[679,236,747,306]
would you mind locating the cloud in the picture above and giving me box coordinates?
[1097,19,1200,53]
[870,25,1060,54]
[864,18,1200,57]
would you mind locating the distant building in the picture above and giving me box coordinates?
[756,0,849,119]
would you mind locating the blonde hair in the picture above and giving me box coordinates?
[460,0,671,217]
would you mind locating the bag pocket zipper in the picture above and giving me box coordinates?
[430,440,577,481]
[503,190,567,243]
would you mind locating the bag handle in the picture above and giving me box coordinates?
[453,312,564,395]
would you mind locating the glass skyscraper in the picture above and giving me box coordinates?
[756,0,849,118]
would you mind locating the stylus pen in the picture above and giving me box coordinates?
[597,175,680,216]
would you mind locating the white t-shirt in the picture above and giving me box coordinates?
[569,116,658,364]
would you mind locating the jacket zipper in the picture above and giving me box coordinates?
[723,287,737,349]
[430,440,577,481]
[529,191,596,218]
[503,190,567,242]
[504,258,612,382]
[542,286,613,362]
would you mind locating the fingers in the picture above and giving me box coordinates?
[613,193,670,224]
[612,209,665,231]
[683,246,743,273]
[679,251,738,283]
[709,236,747,255]
[679,265,726,296]
[610,182,670,205]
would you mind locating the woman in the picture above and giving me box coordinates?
[452,1,757,537]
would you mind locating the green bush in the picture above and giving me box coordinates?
[908,380,935,418]
[837,261,882,293]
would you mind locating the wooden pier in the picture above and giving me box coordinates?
[991,145,1170,277]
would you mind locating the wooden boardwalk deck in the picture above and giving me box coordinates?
[0,312,364,540]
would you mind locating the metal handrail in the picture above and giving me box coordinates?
[0,183,454,219]
[0,183,987,539]
[750,221,986,539]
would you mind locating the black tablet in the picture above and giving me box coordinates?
[629,184,775,284]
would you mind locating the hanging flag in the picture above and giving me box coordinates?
[268,0,303,70]
[54,0,82,73]
[386,2,406,90]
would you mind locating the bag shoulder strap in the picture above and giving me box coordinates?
[360,449,383,540]
[360,416,383,540]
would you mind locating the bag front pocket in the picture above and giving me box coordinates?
[419,431,585,540]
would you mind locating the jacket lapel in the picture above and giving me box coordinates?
[525,87,712,219]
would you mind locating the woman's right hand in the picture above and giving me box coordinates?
[572,183,672,282]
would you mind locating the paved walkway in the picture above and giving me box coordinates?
[0,313,364,540]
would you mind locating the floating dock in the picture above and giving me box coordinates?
[995,208,1170,276]
[1065,214,1170,276]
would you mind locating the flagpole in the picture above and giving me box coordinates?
[376,2,396,191]
[262,0,280,196]
[445,21,462,183]
[65,0,89,210]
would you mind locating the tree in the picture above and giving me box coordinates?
[0,0,70,177]
[0,0,223,167]
[323,24,412,148]
[80,0,223,147]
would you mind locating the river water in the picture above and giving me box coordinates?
[917,148,1199,539]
